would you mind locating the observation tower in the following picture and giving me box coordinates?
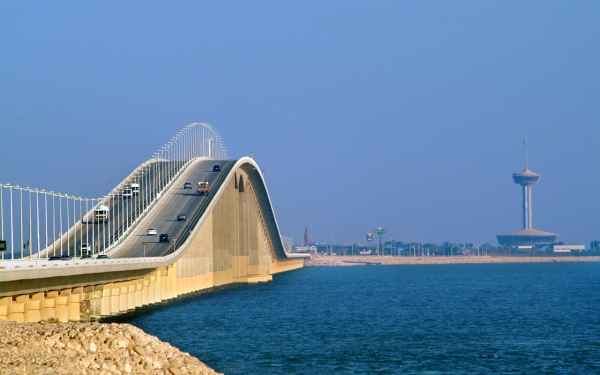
[496,138,558,248]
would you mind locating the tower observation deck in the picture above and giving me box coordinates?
[497,138,558,247]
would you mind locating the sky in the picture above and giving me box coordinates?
[1,1,599,246]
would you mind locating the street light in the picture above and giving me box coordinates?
[451,245,458,256]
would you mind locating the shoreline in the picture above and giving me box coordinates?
[305,255,600,266]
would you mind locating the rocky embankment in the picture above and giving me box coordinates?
[0,320,220,375]
[305,255,600,266]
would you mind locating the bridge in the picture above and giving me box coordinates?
[0,123,307,322]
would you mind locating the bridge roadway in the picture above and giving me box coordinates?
[46,159,232,259]
[113,159,234,258]
[42,160,175,258]
[40,159,226,259]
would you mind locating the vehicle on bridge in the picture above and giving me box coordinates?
[97,254,109,259]
[147,228,157,236]
[131,183,140,196]
[197,181,209,196]
[184,182,193,189]
[159,234,170,243]
[122,188,132,198]
[81,243,92,255]
[94,205,110,222]
[213,165,221,172]
[177,214,186,221]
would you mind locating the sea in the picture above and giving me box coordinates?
[106,263,600,374]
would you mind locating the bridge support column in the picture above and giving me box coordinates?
[170,263,178,299]
[24,292,44,322]
[24,299,41,322]
[118,282,128,313]
[99,284,112,316]
[155,269,162,302]
[149,273,158,304]
[134,280,142,309]
[142,276,150,305]
[0,297,10,320]
[160,267,169,300]
[68,292,81,321]
[80,286,95,320]
[40,297,55,320]
[126,282,135,311]
[55,296,68,322]
[8,296,26,322]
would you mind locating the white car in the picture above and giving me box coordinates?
[147,228,157,236]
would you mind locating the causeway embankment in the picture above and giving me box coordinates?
[0,320,220,375]
[305,255,600,266]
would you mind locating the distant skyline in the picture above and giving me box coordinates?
[1,1,599,246]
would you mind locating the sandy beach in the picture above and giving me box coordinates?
[305,255,600,266]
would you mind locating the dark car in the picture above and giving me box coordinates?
[61,254,72,261]
[184,182,193,189]
[177,214,186,221]
[48,256,61,261]
[97,254,109,259]
[213,165,220,172]
[159,233,170,243]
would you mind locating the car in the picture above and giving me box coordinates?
[213,165,220,172]
[147,228,157,236]
[159,233,170,243]
[81,254,92,259]
[184,182,193,189]
[177,214,186,221]
[97,254,109,259]
[61,254,72,261]
[48,256,61,261]
[81,243,91,253]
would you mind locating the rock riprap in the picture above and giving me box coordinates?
[0,320,221,375]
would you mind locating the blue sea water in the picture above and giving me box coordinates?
[107,263,600,374]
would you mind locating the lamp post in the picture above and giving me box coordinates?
[66,194,70,256]
[58,193,63,256]
[0,184,4,251]
[374,227,386,256]
[27,187,32,258]
[42,190,48,256]
[10,185,15,259]
[451,245,458,257]
[50,191,56,257]
[34,189,40,258]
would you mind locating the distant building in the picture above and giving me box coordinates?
[304,227,315,246]
[294,245,317,254]
[497,139,559,247]
[552,244,585,253]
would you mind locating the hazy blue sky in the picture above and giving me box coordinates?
[1,1,599,246]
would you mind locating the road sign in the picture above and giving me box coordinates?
[173,237,177,242]
[142,242,147,246]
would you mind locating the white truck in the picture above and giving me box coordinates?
[197,181,209,196]
[94,205,110,222]
[131,183,140,196]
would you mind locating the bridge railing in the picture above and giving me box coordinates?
[0,123,229,260]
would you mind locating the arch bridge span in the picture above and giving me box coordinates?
[0,127,307,323]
